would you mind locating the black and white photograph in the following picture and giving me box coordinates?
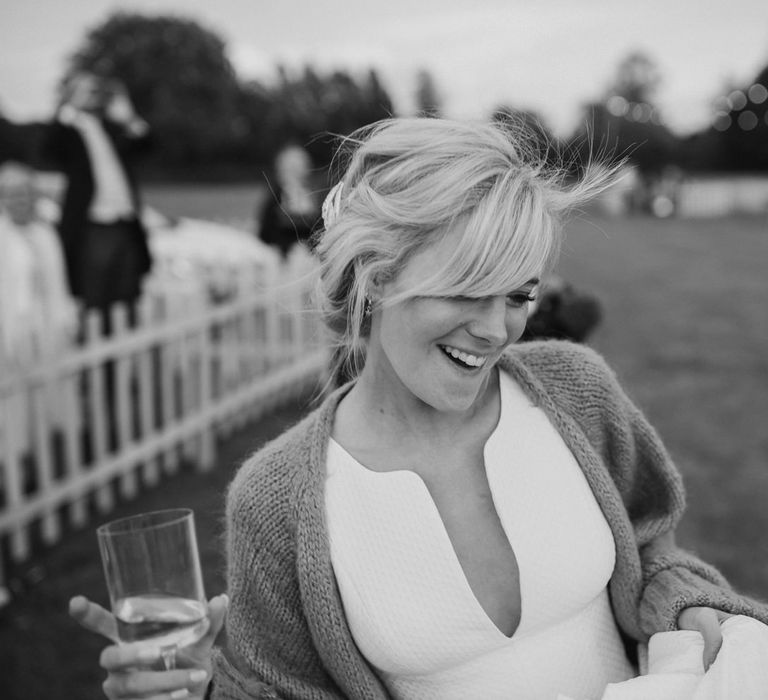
[1,1,768,698]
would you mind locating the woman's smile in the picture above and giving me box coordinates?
[438,344,489,370]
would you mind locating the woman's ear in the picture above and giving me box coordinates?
[368,271,389,300]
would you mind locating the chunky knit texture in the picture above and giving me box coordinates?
[211,340,768,700]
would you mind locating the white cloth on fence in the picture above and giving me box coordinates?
[0,213,77,363]
[557,615,768,700]
[22,219,78,352]
[0,212,38,362]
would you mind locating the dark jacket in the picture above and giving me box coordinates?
[0,115,152,297]
[40,117,153,297]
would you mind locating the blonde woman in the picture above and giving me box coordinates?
[71,117,767,700]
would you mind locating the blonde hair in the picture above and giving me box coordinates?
[314,117,616,385]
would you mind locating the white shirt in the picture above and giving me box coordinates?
[326,371,636,700]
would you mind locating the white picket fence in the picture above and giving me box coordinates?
[0,252,328,603]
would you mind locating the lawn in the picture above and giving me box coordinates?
[2,187,767,699]
[558,210,768,596]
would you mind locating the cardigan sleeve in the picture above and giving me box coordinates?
[210,454,349,700]
[584,346,768,636]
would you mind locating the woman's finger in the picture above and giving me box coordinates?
[205,593,228,641]
[174,593,229,669]
[677,606,724,671]
[100,642,165,671]
[102,667,209,699]
[69,595,118,641]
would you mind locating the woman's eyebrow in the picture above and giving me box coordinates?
[518,277,540,288]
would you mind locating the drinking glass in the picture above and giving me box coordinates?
[97,508,209,670]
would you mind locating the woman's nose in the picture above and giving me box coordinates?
[467,297,509,346]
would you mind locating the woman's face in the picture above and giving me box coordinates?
[366,226,539,415]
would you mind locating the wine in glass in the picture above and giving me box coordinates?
[97,508,209,669]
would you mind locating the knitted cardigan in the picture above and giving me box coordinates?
[211,340,768,700]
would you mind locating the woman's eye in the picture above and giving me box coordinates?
[506,293,536,307]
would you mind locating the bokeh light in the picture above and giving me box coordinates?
[606,95,629,117]
[747,83,768,105]
[728,90,747,110]
[628,102,652,122]
[713,112,731,131]
[737,110,758,131]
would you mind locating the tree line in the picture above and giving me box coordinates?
[45,12,397,180]
[7,12,766,180]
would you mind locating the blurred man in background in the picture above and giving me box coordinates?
[43,72,153,332]
[1,72,153,333]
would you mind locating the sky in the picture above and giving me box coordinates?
[1,0,767,137]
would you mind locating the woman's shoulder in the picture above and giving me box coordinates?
[226,402,327,515]
[506,339,616,385]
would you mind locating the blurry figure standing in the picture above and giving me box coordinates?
[0,163,79,460]
[0,162,77,363]
[0,72,153,334]
[257,144,321,259]
[45,72,153,332]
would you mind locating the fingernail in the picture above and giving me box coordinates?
[189,669,207,683]
[68,596,85,612]
[170,690,189,700]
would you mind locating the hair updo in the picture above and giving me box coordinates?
[313,117,615,386]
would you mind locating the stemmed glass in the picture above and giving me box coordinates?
[97,508,209,670]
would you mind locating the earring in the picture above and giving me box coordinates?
[363,296,373,317]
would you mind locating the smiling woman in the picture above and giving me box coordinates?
[71,117,768,700]
[315,118,603,387]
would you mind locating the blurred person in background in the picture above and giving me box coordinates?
[0,162,79,465]
[521,274,603,343]
[0,72,153,334]
[70,118,768,700]
[257,143,322,259]
[1,167,38,365]
[0,161,77,363]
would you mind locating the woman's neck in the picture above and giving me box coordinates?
[334,365,501,458]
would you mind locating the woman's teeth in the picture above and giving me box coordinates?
[441,345,486,368]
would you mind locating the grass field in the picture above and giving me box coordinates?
[2,185,767,699]
[557,209,768,596]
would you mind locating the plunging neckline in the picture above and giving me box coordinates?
[328,373,523,640]
[323,366,633,699]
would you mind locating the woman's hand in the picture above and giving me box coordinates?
[69,594,228,699]
[677,606,733,671]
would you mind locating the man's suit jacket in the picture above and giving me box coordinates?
[41,117,153,297]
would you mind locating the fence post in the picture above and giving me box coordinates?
[136,297,160,486]
[158,298,179,476]
[62,365,87,527]
[1,389,29,562]
[197,313,215,472]
[85,310,113,513]
[111,305,137,500]
[30,379,59,545]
